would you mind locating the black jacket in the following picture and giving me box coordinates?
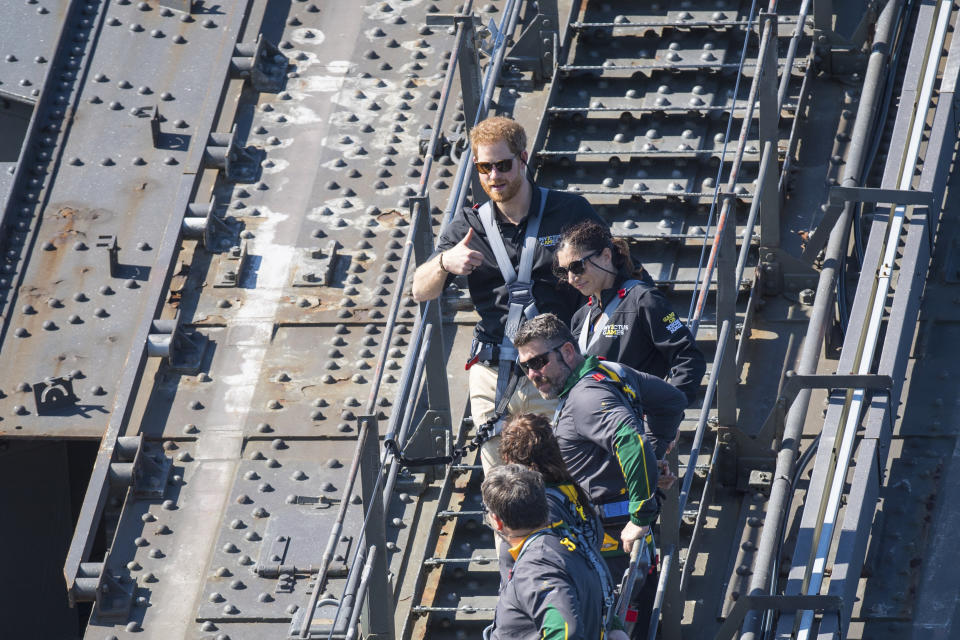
[434,186,603,345]
[555,357,686,526]
[570,274,706,405]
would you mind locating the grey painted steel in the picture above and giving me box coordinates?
[0,0,255,438]
[738,2,905,637]
[0,0,88,328]
[359,416,394,639]
[814,26,960,640]
[778,1,949,635]
[0,0,69,103]
[0,0,833,637]
[758,12,781,249]
[63,0,255,604]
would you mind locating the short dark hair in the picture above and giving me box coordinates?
[481,464,547,531]
[560,220,635,278]
[513,313,576,349]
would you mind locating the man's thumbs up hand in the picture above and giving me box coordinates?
[441,227,484,275]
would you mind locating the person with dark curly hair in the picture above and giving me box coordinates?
[498,413,607,585]
[557,220,705,409]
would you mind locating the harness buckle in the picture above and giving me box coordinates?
[505,280,535,309]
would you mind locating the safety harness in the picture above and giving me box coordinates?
[544,488,617,627]
[577,279,641,352]
[475,187,548,430]
[551,360,653,531]
[551,360,642,426]
[507,523,617,637]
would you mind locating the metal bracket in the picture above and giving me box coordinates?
[158,0,192,14]
[827,186,934,207]
[109,436,172,499]
[759,247,819,296]
[314,239,341,286]
[781,371,893,398]
[73,562,134,620]
[714,594,842,640]
[33,376,80,415]
[256,534,291,580]
[424,13,482,28]
[755,372,894,443]
[96,234,119,277]
[418,125,451,160]
[504,0,559,82]
[289,599,352,638]
[803,188,934,262]
[149,104,161,147]
[232,34,288,93]
[146,313,208,374]
[183,201,238,251]
[204,126,259,182]
[293,239,342,286]
[214,240,249,287]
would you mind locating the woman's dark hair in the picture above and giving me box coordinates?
[499,413,596,518]
[559,220,636,278]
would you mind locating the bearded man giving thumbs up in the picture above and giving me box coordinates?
[412,116,603,474]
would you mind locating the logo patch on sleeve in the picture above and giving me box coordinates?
[662,311,683,334]
[538,234,563,247]
[602,324,629,337]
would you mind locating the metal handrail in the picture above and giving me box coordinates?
[649,1,797,636]
[301,0,529,634]
[739,1,907,635]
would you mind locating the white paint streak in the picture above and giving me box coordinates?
[290,27,326,45]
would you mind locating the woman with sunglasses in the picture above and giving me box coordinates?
[557,221,706,409]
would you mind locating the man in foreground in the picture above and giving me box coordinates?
[484,464,627,639]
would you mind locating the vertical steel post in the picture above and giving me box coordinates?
[659,445,683,637]
[411,198,451,419]
[716,193,738,429]
[758,12,781,248]
[812,0,833,37]
[455,16,485,202]
[358,415,395,640]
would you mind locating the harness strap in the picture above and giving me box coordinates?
[478,187,549,406]
[578,279,641,352]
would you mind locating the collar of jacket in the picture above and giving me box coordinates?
[559,354,602,398]
[592,274,628,309]
[507,525,551,561]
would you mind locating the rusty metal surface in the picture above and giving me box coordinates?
[76,0,462,636]
[3,0,958,638]
[0,0,254,439]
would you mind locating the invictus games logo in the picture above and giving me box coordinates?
[602,324,629,337]
[538,234,562,247]
[663,311,683,334]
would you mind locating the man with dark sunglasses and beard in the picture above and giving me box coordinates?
[412,116,603,475]
[512,313,686,598]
